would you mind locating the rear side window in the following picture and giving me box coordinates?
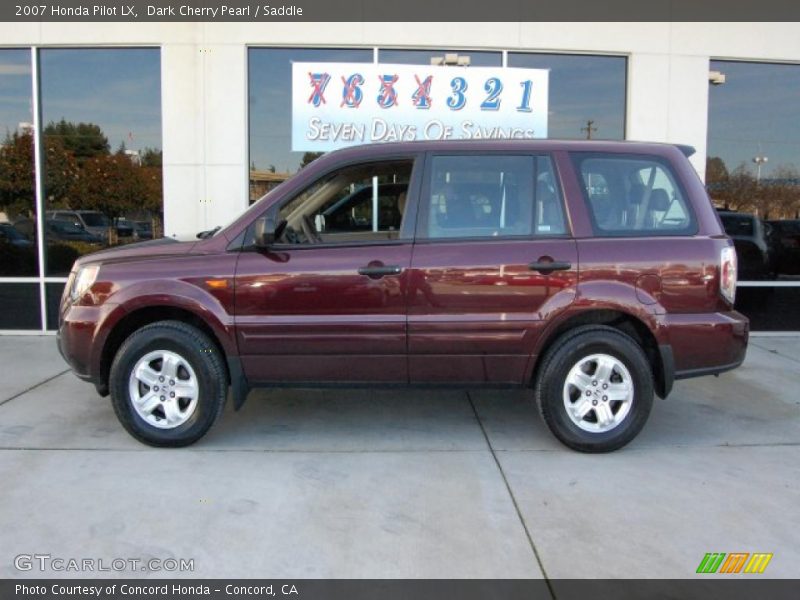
[572,153,696,236]
[420,154,567,240]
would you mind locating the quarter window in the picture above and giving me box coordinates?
[421,155,566,240]
[573,154,695,235]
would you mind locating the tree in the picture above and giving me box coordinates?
[0,131,35,218]
[76,153,148,219]
[761,165,800,220]
[42,134,81,207]
[140,147,162,168]
[705,156,729,185]
[0,131,80,216]
[719,164,758,213]
[300,151,324,169]
[43,119,109,162]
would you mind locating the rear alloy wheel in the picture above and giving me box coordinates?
[562,353,634,434]
[536,325,654,452]
[110,320,227,447]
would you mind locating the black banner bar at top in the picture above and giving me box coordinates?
[3,0,800,22]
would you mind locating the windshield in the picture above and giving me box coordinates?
[80,213,109,227]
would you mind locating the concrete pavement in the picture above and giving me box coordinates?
[0,335,798,579]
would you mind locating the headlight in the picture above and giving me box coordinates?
[70,265,99,302]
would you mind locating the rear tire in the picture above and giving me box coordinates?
[109,320,227,447]
[535,325,653,453]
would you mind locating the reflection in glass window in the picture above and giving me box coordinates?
[508,53,626,141]
[39,48,163,276]
[378,49,502,67]
[707,60,800,282]
[0,49,37,278]
[248,47,372,203]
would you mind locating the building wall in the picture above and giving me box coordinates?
[1,22,799,238]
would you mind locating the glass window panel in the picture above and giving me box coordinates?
[0,282,41,330]
[45,280,66,330]
[39,48,163,277]
[707,60,800,283]
[378,49,502,67]
[736,287,800,331]
[0,48,38,277]
[508,53,626,141]
[248,47,373,203]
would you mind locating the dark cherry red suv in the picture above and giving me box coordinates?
[58,140,748,452]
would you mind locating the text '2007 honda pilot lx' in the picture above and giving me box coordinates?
[58,140,748,452]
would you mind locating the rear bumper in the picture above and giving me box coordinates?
[658,310,749,387]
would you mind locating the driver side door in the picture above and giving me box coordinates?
[234,155,421,384]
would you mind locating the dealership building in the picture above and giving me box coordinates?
[0,21,798,332]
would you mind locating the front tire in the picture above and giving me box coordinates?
[109,320,227,447]
[535,325,654,453]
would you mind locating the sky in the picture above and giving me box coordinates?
[39,48,162,153]
[0,49,32,139]
[708,60,800,177]
[0,48,161,153]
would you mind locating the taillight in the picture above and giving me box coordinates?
[720,246,737,305]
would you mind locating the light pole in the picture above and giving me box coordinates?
[752,154,768,183]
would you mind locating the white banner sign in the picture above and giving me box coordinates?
[291,62,549,152]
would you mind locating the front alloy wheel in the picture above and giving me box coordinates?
[129,350,200,429]
[110,320,227,447]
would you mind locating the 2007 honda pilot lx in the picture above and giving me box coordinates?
[58,140,748,452]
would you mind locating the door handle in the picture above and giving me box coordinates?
[528,258,572,275]
[358,264,403,278]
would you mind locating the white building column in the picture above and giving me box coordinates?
[626,52,710,178]
[161,38,248,238]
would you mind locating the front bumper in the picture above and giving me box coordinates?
[58,303,120,389]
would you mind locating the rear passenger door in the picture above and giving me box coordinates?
[570,152,708,314]
[407,153,578,384]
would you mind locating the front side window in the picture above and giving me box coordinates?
[274,160,414,245]
[573,153,695,236]
[421,155,566,240]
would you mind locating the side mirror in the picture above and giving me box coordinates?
[254,216,277,248]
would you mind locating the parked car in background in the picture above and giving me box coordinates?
[46,219,103,244]
[717,210,776,280]
[133,220,154,240]
[0,222,33,247]
[47,210,110,242]
[58,140,748,453]
[767,219,800,276]
[113,218,135,239]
